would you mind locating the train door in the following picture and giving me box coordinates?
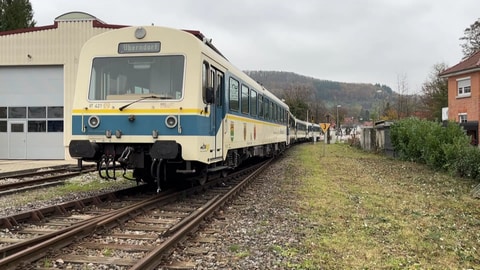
[203,61,224,162]
[8,120,27,159]
[213,71,224,160]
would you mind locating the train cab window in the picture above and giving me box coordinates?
[229,78,239,111]
[203,63,224,106]
[89,55,185,100]
[241,84,249,114]
[250,90,257,116]
[215,72,224,106]
[202,62,216,104]
[202,62,208,102]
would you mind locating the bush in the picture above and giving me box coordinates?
[390,118,480,179]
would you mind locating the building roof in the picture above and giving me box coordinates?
[54,11,102,22]
[440,50,480,77]
[0,11,226,59]
[0,11,126,37]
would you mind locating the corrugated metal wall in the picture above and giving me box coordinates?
[0,15,119,159]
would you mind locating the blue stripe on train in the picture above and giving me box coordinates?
[71,115,216,136]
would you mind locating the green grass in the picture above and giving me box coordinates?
[0,173,136,210]
[229,244,250,258]
[287,143,480,269]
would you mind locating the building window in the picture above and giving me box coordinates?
[28,121,47,132]
[47,106,63,118]
[11,123,24,132]
[459,113,467,123]
[28,107,46,118]
[8,107,26,118]
[457,77,471,97]
[48,120,63,132]
[0,107,7,118]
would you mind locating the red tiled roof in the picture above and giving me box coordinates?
[0,19,126,37]
[440,50,480,77]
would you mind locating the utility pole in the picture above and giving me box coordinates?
[326,114,331,144]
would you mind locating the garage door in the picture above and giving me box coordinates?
[0,66,64,159]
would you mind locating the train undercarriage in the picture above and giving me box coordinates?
[69,140,286,192]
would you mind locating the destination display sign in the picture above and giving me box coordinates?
[118,42,161,54]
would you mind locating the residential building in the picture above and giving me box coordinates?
[440,50,480,146]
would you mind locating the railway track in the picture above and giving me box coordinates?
[0,165,96,195]
[0,158,272,269]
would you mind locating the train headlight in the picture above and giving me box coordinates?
[115,130,122,138]
[135,27,146,39]
[88,115,100,129]
[165,115,177,128]
[105,130,112,138]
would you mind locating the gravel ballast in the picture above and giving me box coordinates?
[1,151,310,269]
[163,152,309,269]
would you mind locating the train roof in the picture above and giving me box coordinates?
[182,29,226,59]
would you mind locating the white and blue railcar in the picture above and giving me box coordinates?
[69,26,290,188]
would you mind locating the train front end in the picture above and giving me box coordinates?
[69,26,216,187]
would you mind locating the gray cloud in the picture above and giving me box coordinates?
[30,0,480,92]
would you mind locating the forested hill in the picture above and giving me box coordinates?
[245,70,394,120]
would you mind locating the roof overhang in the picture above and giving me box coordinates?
[440,67,480,78]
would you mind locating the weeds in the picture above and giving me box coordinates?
[291,143,480,269]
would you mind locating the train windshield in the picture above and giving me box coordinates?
[88,55,185,101]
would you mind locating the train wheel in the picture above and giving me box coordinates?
[198,167,208,185]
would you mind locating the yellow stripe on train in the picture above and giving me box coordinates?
[71,108,205,114]
[226,114,285,127]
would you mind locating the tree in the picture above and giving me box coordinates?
[460,18,480,59]
[282,83,312,121]
[0,0,35,32]
[395,74,410,119]
[420,63,448,121]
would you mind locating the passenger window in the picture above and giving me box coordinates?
[241,84,249,114]
[250,90,257,116]
[258,95,263,118]
[264,98,270,119]
[229,78,239,111]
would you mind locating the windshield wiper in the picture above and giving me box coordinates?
[119,95,160,111]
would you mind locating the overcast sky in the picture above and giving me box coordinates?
[30,0,479,93]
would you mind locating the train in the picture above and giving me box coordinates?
[68,25,319,191]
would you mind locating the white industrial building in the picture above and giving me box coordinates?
[0,11,125,159]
